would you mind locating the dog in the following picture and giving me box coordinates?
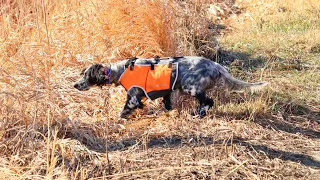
[74,56,268,118]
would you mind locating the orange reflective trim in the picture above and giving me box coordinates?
[146,64,172,92]
[119,64,173,93]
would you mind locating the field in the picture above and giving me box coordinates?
[0,0,319,179]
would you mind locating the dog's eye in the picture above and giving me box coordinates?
[80,68,86,75]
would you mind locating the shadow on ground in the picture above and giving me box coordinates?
[214,101,320,138]
[255,113,320,139]
[56,115,320,169]
[105,135,320,169]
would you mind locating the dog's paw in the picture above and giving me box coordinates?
[163,104,172,111]
[120,114,129,119]
[120,109,131,119]
[199,109,206,118]
[191,108,207,118]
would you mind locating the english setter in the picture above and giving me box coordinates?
[74,56,268,118]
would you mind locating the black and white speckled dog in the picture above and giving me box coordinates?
[74,56,268,118]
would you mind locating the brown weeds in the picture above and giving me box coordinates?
[100,0,177,59]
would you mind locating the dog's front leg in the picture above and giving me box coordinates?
[120,88,144,118]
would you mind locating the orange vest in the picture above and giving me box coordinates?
[119,63,176,99]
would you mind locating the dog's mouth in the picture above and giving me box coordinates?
[75,85,89,91]
[74,79,90,91]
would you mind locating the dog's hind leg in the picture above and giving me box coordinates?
[182,86,213,118]
[120,87,144,118]
[162,92,172,111]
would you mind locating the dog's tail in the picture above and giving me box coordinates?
[218,65,268,93]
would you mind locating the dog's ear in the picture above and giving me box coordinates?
[98,65,105,76]
[97,65,105,80]
[92,64,106,86]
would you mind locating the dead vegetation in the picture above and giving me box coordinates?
[0,0,319,179]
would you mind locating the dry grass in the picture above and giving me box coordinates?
[221,0,320,108]
[0,0,319,179]
[100,0,177,58]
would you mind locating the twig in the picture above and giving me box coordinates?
[34,1,41,42]
[105,126,111,175]
[229,154,260,180]
[41,0,49,45]
[224,159,249,178]
[103,91,111,175]
[92,165,200,179]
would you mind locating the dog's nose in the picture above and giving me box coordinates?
[74,83,79,89]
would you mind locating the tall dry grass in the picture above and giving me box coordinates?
[0,0,183,178]
[100,0,177,58]
[0,0,181,122]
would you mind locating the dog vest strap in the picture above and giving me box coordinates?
[150,63,154,70]
[168,56,183,68]
[130,58,136,70]
[154,55,160,64]
[173,56,184,60]
[124,57,137,70]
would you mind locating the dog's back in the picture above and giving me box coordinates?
[169,56,268,93]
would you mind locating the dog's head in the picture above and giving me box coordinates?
[74,64,110,91]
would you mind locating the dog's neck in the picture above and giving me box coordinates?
[107,60,127,86]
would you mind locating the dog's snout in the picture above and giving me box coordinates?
[74,83,79,89]
[74,79,90,91]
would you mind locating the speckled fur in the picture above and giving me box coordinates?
[74,56,268,118]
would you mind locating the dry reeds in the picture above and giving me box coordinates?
[100,0,177,59]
